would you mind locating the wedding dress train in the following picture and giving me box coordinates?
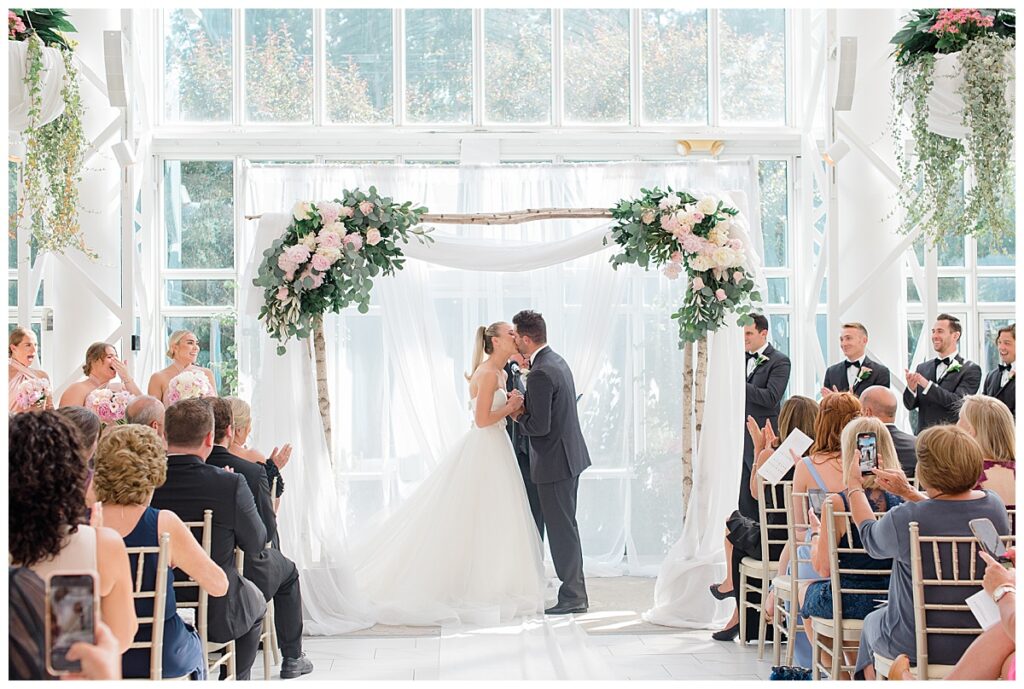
[350,387,546,626]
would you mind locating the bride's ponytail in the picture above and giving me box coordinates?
[465,326,487,380]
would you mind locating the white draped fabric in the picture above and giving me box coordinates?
[242,161,763,633]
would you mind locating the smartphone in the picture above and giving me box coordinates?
[45,571,98,675]
[857,432,878,474]
[807,489,827,517]
[969,518,1012,564]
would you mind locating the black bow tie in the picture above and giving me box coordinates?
[936,357,951,367]
[746,352,758,361]
[844,360,861,369]
[999,363,1012,372]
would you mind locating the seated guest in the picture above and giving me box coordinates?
[225,396,289,502]
[958,394,1015,507]
[860,385,917,477]
[55,406,103,504]
[821,323,891,396]
[149,398,268,680]
[902,314,982,432]
[9,411,138,653]
[126,395,166,442]
[800,418,903,676]
[8,326,52,412]
[59,342,142,407]
[147,330,217,404]
[710,396,819,641]
[207,398,311,678]
[93,424,229,679]
[853,425,1010,679]
[982,324,1015,417]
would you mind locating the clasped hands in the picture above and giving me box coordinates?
[508,389,525,420]
[904,368,928,392]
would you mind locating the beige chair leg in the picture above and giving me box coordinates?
[738,571,748,645]
[810,627,820,681]
[757,585,768,659]
[772,602,783,666]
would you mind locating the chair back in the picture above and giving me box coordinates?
[1008,507,1016,534]
[755,475,792,574]
[786,489,818,584]
[125,532,172,680]
[908,523,1015,679]
[823,498,893,625]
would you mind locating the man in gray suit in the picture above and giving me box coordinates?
[511,310,591,615]
[860,385,917,478]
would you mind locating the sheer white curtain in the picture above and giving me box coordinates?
[244,161,760,632]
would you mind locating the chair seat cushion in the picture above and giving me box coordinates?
[810,615,863,641]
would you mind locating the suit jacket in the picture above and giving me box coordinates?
[151,454,267,643]
[504,362,530,459]
[744,344,792,467]
[886,423,918,477]
[822,356,891,396]
[516,347,591,484]
[902,355,982,432]
[983,367,1016,418]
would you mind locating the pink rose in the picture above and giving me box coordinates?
[277,254,296,274]
[339,205,355,218]
[299,266,325,289]
[691,212,705,223]
[358,201,374,216]
[663,263,683,280]
[670,251,683,264]
[641,209,656,225]
[343,233,364,251]
[276,286,290,301]
[366,228,382,246]
[660,214,681,233]
[317,202,341,226]
[733,271,745,284]
[692,277,705,291]
[283,243,311,265]
[715,288,727,301]
[728,238,743,250]
[317,229,342,248]
[311,254,332,272]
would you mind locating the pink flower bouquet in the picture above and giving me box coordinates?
[166,370,214,404]
[86,388,134,424]
[14,377,50,410]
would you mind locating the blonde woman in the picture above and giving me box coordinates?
[8,327,53,412]
[146,330,217,403]
[59,342,142,407]
[959,394,1016,507]
[225,396,291,510]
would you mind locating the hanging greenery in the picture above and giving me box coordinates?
[11,10,92,257]
[889,9,1015,248]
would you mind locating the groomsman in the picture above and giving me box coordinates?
[504,354,544,537]
[821,323,891,396]
[902,313,982,433]
[740,313,791,519]
[982,324,1015,418]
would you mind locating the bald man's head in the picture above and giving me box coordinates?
[859,385,897,423]
[126,395,166,439]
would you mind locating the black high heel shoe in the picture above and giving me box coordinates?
[711,623,740,641]
[709,583,733,600]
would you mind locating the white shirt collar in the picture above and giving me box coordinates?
[754,343,769,358]
[847,355,865,366]
[529,344,549,367]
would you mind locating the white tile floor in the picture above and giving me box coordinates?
[250,628,776,681]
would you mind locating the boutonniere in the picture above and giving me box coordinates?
[946,361,963,374]
[1009,369,1016,380]
[754,354,770,368]
[857,366,873,382]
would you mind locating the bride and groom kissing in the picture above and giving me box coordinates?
[350,310,591,625]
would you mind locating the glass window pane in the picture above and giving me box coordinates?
[937,276,966,302]
[816,313,828,362]
[769,313,790,357]
[978,276,1015,303]
[641,9,708,124]
[164,315,236,395]
[164,9,233,123]
[982,318,1013,371]
[563,9,630,124]
[907,319,924,364]
[767,278,788,304]
[977,230,1015,266]
[906,277,921,303]
[484,9,552,124]
[405,9,472,124]
[937,236,965,267]
[164,161,234,270]
[8,279,16,306]
[245,9,314,123]
[325,9,393,124]
[719,10,786,124]
[165,280,235,307]
[758,160,788,268]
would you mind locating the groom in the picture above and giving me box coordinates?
[511,310,591,614]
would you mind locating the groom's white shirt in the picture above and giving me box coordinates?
[529,343,549,367]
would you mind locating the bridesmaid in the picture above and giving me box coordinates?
[8,327,53,412]
[59,342,142,407]
[147,330,217,403]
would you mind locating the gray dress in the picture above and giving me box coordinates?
[854,490,1010,674]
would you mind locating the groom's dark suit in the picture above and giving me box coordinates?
[505,361,545,538]
[516,345,591,608]
[902,354,982,432]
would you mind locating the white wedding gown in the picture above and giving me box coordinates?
[350,387,546,626]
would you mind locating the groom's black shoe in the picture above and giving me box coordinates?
[545,602,588,615]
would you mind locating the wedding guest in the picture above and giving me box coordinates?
[853,425,1010,679]
[859,386,917,477]
[207,398,311,678]
[93,424,228,679]
[59,341,142,407]
[149,398,269,681]
[982,324,1015,417]
[225,396,289,503]
[55,405,103,504]
[821,323,891,397]
[902,314,981,432]
[740,313,792,519]
[126,395,166,442]
[505,352,543,537]
[959,394,1015,508]
[147,330,217,404]
[9,411,138,653]
[8,326,53,412]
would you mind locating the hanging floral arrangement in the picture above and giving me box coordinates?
[889,9,1015,248]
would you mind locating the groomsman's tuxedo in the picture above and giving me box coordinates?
[902,354,982,433]
[741,343,792,519]
[822,355,891,396]
[983,362,1016,418]
[504,361,545,538]
[886,423,918,478]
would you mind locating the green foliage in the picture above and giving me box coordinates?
[890,9,1015,66]
[9,9,76,50]
[245,12,313,122]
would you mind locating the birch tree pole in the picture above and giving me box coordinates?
[680,341,695,518]
[312,317,333,463]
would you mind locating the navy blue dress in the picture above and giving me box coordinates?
[801,490,902,620]
[121,507,206,679]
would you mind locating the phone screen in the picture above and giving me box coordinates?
[807,489,827,517]
[857,432,878,474]
[969,518,1007,559]
[46,573,97,674]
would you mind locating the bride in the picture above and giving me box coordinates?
[350,321,547,626]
